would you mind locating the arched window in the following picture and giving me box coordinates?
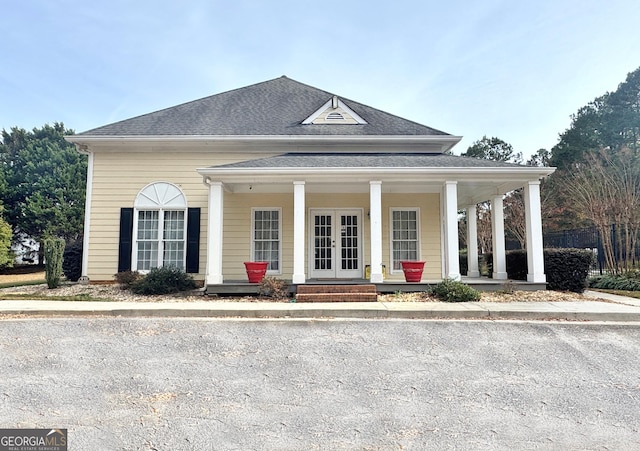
[133,182,187,271]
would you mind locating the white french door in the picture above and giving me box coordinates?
[309,209,362,279]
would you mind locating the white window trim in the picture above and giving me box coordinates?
[132,182,188,273]
[251,207,282,275]
[389,207,421,274]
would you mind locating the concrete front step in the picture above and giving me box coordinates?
[296,284,378,302]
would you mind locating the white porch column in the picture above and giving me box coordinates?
[443,181,461,280]
[292,181,306,284]
[491,195,507,279]
[369,181,383,283]
[206,181,224,285]
[466,204,480,278]
[524,181,546,283]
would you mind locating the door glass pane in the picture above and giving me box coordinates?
[341,215,358,270]
[314,215,332,270]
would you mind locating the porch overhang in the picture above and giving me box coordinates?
[196,162,555,206]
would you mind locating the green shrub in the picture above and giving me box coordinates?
[130,266,196,295]
[506,250,528,280]
[589,271,640,291]
[44,238,65,289]
[429,278,481,302]
[544,248,593,293]
[459,251,468,276]
[485,248,593,293]
[258,277,290,299]
[484,250,528,280]
[63,240,83,282]
[114,270,143,288]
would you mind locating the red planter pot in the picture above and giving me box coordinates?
[401,261,425,282]
[244,261,269,283]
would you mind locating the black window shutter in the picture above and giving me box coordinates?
[186,207,201,273]
[118,208,134,272]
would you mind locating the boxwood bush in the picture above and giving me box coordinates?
[429,278,481,302]
[544,249,593,293]
[459,251,468,276]
[131,266,196,295]
[483,248,593,293]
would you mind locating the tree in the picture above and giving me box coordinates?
[462,136,523,164]
[564,148,640,273]
[0,123,86,247]
[526,148,551,167]
[0,206,13,269]
[550,66,640,169]
[546,65,640,235]
[462,136,525,252]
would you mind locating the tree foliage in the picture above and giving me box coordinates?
[564,148,640,273]
[0,123,86,243]
[526,148,551,167]
[461,136,526,251]
[546,65,640,237]
[0,206,14,269]
[550,66,640,169]
[462,136,523,164]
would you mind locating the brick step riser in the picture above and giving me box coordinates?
[296,293,378,303]
[297,285,377,294]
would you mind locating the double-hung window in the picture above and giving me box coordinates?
[391,208,420,271]
[134,182,187,271]
[252,208,281,273]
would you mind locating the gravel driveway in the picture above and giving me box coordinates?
[1,318,639,450]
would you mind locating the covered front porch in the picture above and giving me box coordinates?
[197,152,554,292]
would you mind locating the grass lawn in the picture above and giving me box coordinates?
[0,265,109,301]
[591,288,640,300]
[0,265,45,287]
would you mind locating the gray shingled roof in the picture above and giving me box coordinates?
[77,76,451,137]
[209,153,525,169]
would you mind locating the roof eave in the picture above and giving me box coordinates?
[197,166,556,182]
[65,134,462,150]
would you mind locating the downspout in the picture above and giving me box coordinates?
[76,144,93,284]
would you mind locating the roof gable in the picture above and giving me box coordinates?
[302,96,368,125]
[76,76,452,138]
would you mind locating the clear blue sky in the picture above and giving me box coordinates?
[2,0,639,158]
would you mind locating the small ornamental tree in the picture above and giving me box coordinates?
[0,212,13,270]
[44,238,65,288]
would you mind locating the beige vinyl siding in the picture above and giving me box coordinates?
[382,193,442,280]
[311,107,360,124]
[217,192,441,281]
[87,149,443,282]
[87,150,278,281]
[223,193,294,280]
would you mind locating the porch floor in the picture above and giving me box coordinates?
[205,277,547,296]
